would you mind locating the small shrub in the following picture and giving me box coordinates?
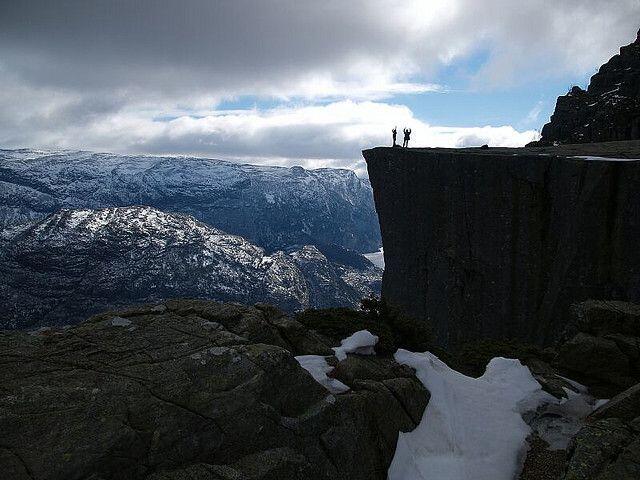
[449,340,549,378]
[296,297,434,356]
[296,307,397,354]
[360,297,433,353]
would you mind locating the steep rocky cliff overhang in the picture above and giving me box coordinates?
[364,142,640,347]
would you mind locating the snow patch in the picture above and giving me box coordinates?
[593,398,610,410]
[295,329,378,393]
[332,330,379,361]
[389,351,553,480]
[110,316,132,327]
[573,156,640,162]
[294,355,350,394]
[529,387,600,450]
[364,247,385,269]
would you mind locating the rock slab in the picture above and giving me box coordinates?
[0,300,428,480]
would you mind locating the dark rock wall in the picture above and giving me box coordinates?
[364,147,640,346]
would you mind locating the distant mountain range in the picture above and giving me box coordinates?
[0,149,381,252]
[0,206,381,330]
[0,149,383,329]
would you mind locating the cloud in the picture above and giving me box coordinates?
[0,0,637,169]
[0,98,536,176]
[523,101,545,126]
[2,0,637,100]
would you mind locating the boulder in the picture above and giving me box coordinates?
[591,383,640,423]
[604,334,640,362]
[555,301,640,396]
[527,358,580,399]
[562,418,640,480]
[570,301,640,338]
[557,333,634,390]
[0,300,428,480]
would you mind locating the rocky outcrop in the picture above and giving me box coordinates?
[0,207,381,330]
[534,30,640,146]
[0,300,428,480]
[560,381,640,480]
[364,146,640,346]
[562,417,640,480]
[591,383,640,423]
[552,303,640,479]
[558,301,640,396]
[567,300,640,338]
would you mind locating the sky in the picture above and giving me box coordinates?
[1,0,639,176]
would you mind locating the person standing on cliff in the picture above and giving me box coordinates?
[392,127,398,147]
[403,128,411,148]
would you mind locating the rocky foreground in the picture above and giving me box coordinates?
[1,299,639,479]
[0,300,427,480]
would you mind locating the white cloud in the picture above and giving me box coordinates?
[1,98,536,177]
[523,101,545,126]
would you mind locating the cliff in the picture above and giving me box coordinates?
[364,143,640,346]
[534,29,640,145]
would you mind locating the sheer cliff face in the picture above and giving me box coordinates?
[364,146,640,346]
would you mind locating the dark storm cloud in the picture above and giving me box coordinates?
[0,0,405,96]
[7,0,634,98]
[1,0,639,168]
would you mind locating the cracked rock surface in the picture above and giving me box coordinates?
[0,300,427,480]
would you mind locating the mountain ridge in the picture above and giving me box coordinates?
[0,148,381,253]
[0,205,381,330]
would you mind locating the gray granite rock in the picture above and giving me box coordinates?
[562,418,640,480]
[558,333,633,388]
[591,383,640,423]
[0,300,428,480]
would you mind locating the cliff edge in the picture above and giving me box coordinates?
[364,143,640,346]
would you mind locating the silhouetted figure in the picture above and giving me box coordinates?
[392,127,397,147]
[403,128,411,148]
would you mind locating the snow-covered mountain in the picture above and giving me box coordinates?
[0,206,381,330]
[0,149,381,252]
